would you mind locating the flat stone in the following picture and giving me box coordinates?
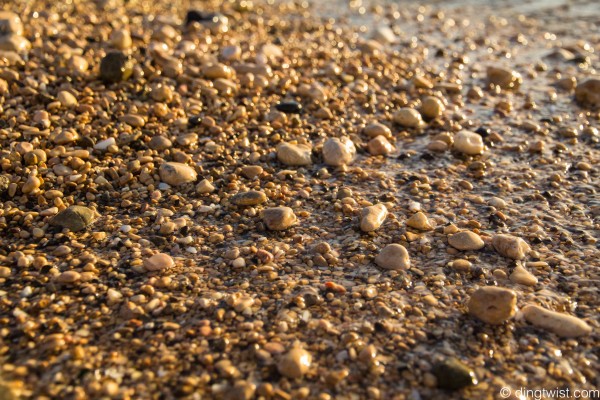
[509,265,538,286]
[51,206,95,232]
[263,207,297,230]
[144,253,175,272]
[149,136,172,150]
[277,348,312,379]
[360,204,388,232]
[448,231,485,251]
[322,137,356,166]
[467,286,517,324]
[55,271,81,284]
[159,162,197,186]
[231,190,267,206]
[453,130,484,155]
[363,122,392,139]
[406,211,433,231]
[432,358,478,390]
[492,234,530,260]
[277,142,312,166]
[375,244,410,270]
[275,101,302,114]
[487,66,522,90]
[522,304,592,338]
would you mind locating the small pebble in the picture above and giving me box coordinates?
[51,206,95,232]
[159,162,197,186]
[360,204,388,232]
[231,190,268,206]
[144,253,175,272]
[277,348,312,379]
[453,130,484,155]
[322,137,356,166]
[509,265,538,286]
[393,108,424,128]
[367,135,395,156]
[432,358,478,390]
[521,305,592,338]
[277,142,312,166]
[406,211,433,231]
[574,78,600,109]
[263,207,297,230]
[448,231,485,251]
[492,234,530,260]
[487,66,522,89]
[375,244,410,270]
[467,286,517,324]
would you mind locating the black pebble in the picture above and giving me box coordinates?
[188,115,202,127]
[275,101,302,114]
[475,127,491,138]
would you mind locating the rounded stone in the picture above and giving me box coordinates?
[277,348,312,379]
[159,162,197,186]
[467,286,517,325]
[406,211,433,231]
[509,265,538,286]
[421,96,445,119]
[486,66,522,90]
[263,207,297,230]
[368,135,395,156]
[149,135,172,150]
[393,108,424,128]
[322,137,356,166]
[0,34,30,53]
[360,204,388,232]
[575,78,600,110]
[363,122,392,139]
[144,253,175,272]
[100,51,134,83]
[0,11,23,35]
[492,234,530,260]
[448,231,485,250]
[453,130,484,155]
[231,190,267,206]
[432,358,478,390]
[277,143,312,166]
[51,206,96,232]
[375,244,410,270]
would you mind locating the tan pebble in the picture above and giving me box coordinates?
[277,142,312,166]
[406,211,433,231]
[55,271,81,284]
[451,259,471,271]
[360,204,388,232]
[363,122,392,139]
[509,265,538,286]
[467,286,517,324]
[221,45,242,61]
[159,162,197,186]
[263,207,297,230]
[393,108,424,128]
[413,75,433,89]
[144,253,174,272]
[493,269,508,280]
[151,84,173,102]
[367,135,395,156]
[0,11,24,35]
[203,63,234,79]
[427,140,448,152]
[322,137,356,166]
[277,348,312,379]
[521,304,592,338]
[375,244,410,270]
[575,78,600,109]
[22,176,41,194]
[149,135,172,150]
[492,234,530,260]
[196,179,215,194]
[120,114,145,128]
[0,34,30,53]
[51,206,95,232]
[241,165,263,179]
[448,231,484,250]
[110,29,132,50]
[489,197,506,209]
[53,130,79,145]
[421,96,445,119]
[453,130,484,155]
[231,190,267,206]
[486,66,522,90]
[57,91,78,107]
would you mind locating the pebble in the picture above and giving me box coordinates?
[574,78,600,109]
[263,207,297,230]
[406,211,433,231]
[486,66,522,89]
[277,142,312,166]
[453,130,484,155]
[149,136,172,150]
[22,176,41,194]
[489,197,506,209]
[367,135,395,156]
[94,137,116,151]
[467,286,517,324]
[196,179,215,194]
[0,11,23,35]
[50,206,95,232]
[275,101,303,114]
[144,253,175,272]
[432,358,478,390]
[277,348,312,379]
[159,162,197,186]
[448,231,485,251]
[363,122,392,139]
[393,108,424,128]
[375,244,410,270]
[57,91,78,107]
[322,137,356,166]
[55,271,81,284]
[521,305,592,338]
[360,204,388,232]
[241,165,263,179]
[509,265,538,286]
[0,34,30,53]
[231,190,268,206]
[109,29,132,50]
[492,234,530,260]
[100,51,134,83]
[421,96,445,119]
